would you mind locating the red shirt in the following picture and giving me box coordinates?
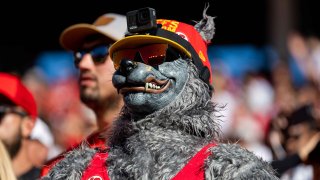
[81,143,217,180]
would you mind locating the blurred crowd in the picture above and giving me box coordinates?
[211,31,320,179]
[1,19,320,180]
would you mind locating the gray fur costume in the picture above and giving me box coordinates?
[43,6,279,180]
[43,61,279,179]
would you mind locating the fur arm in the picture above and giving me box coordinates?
[205,144,279,180]
[41,143,97,180]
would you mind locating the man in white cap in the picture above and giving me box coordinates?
[40,13,127,176]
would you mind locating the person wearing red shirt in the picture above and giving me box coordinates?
[40,13,127,177]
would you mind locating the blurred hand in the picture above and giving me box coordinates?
[299,131,320,163]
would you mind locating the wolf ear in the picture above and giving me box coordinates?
[193,3,215,44]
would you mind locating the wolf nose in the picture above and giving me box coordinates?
[120,59,137,75]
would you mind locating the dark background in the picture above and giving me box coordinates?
[0,0,319,75]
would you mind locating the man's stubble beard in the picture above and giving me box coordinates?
[80,85,101,109]
[3,130,22,159]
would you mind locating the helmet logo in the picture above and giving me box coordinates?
[176,32,189,42]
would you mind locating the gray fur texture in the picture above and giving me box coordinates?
[42,142,97,180]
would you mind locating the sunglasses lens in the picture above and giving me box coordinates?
[139,44,167,66]
[0,106,6,120]
[0,105,28,119]
[112,44,169,70]
[73,44,110,67]
[91,45,109,63]
[15,111,28,117]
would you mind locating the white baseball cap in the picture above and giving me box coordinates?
[59,13,127,51]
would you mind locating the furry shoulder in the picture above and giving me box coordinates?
[205,143,279,179]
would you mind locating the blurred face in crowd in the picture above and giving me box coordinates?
[74,36,118,109]
[285,122,317,154]
[0,98,34,158]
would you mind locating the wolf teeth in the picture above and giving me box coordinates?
[145,82,160,90]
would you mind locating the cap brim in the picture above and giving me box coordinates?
[109,35,192,59]
[59,24,117,51]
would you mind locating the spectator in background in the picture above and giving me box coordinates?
[287,31,320,89]
[22,65,90,157]
[271,104,320,180]
[0,139,16,180]
[271,61,298,118]
[225,71,274,162]
[210,68,238,138]
[40,12,127,176]
[0,72,41,180]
